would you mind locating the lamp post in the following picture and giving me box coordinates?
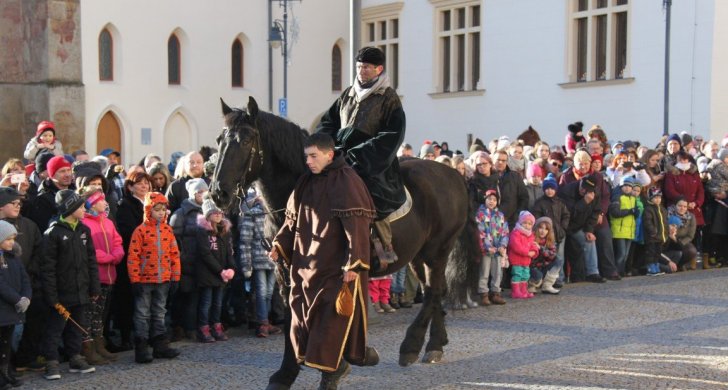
[269,0,300,118]
[663,0,672,136]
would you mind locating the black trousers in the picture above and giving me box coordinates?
[14,287,48,366]
[43,304,87,361]
[0,325,14,372]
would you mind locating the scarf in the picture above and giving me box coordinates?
[514,222,532,236]
[508,156,525,173]
[353,72,390,101]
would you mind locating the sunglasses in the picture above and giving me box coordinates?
[551,162,563,168]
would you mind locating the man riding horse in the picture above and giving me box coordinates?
[316,46,406,268]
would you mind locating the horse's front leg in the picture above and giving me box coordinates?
[266,287,300,390]
[422,264,447,364]
[398,260,433,367]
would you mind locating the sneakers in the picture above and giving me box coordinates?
[198,325,215,343]
[211,323,229,341]
[43,360,61,380]
[646,263,665,276]
[256,321,282,338]
[380,302,397,313]
[372,302,384,313]
[68,355,96,374]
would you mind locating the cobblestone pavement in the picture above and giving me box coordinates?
[20,268,728,389]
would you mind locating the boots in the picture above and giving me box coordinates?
[380,302,397,313]
[523,282,535,298]
[489,292,506,305]
[81,340,108,366]
[151,335,180,359]
[527,279,542,294]
[479,293,491,306]
[689,256,697,271]
[134,338,153,364]
[211,323,228,341]
[95,337,118,361]
[541,272,561,294]
[318,360,351,390]
[373,220,397,264]
[511,282,526,299]
[198,325,215,343]
[0,364,21,387]
[390,293,400,309]
[398,294,413,308]
[703,253,711,269]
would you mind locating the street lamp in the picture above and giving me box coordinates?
[269,0,300,118]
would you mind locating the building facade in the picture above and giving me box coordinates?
[82,0,350,165]
[363,0,728,152]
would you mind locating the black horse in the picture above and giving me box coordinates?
[210,97,479,388]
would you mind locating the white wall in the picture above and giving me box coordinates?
[82,0,349,165]
[375,0,719,153]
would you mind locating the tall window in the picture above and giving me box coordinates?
[570,0,630,82]
[232,39,244,87]
[168,34,180,85]
[363,3,403,90]
[98,28,113,81]
[331,44,342,91]
[435,1,481,93]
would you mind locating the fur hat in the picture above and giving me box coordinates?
[47,156,72,179]
[355,46,385,66]
[0,187,22,208]
[542,174,558,191]
[534,216,553,229]
[35,151,55,174]
[648,186,663,200]
[185,178,209,200]
[567,121,584,134]
[518,210,535,226]
[202,198,223,218]
[35,120,55,139]
[666,133,681,147]
[0,220,17,243]
[55,189,85,218]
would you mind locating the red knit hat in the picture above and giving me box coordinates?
[46,155,72,178]
[36,121,56,139]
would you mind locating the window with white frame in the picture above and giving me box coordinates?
[432,0,481,93]
[362,3,403,90]
[570,0,629,82]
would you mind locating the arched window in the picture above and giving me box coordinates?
[331,44,342,91]
[232,39,244,87]
[168,34,181,85]
[99,28,113,81]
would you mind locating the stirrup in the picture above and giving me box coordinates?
[371,237,396,266]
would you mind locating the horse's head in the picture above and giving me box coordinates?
[210,96,264,210]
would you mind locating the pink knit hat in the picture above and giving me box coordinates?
[518,210,535,225]
[526,162,545,180]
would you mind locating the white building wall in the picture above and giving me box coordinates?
[374,0,719,153]
[82,0,349,165]
[710,0,728,142]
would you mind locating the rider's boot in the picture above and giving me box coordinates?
[373,219,397,267]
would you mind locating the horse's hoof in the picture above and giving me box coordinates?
[265,383,290,390]
[421,350,443,364]
[399,353,419,367]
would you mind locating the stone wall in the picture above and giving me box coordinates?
[0,0,84,162]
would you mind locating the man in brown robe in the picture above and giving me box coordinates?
[269,133,379,388]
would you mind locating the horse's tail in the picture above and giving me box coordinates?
[444,202,482,305]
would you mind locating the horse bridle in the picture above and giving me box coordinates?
[220,125,264,201]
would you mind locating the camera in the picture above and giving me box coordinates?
[10,174,25,184]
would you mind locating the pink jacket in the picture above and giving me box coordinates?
[507,227,539,267]
[82,212,124,284]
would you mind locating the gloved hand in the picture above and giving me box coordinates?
[15,297,30,313]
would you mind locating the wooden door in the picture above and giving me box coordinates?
[97,111,121,154]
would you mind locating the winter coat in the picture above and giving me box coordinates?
[525,183,544,209]
[127,193,181,284]
[1,216,43,290]
[643,201,668,245]
[23,138,64,160]
[41,218,101,307]
[497,167,530,227]
[609,194,637,239]
[169,199,202,291]
[165,176,210,214]
[706,159,728,198]
[82,212,124,285]
[467,172,498,207]
[316,79,406,219]
[531,236,557,269]
[664,163,705,225]
[475,205,509,255]
[530,195,570,243]
[26,178,63,233]
[195,215,235,288]
[668,207,697,247]
[0,245,31,326]
[633,197,645,244]
[116,192,144,252]
[508,225,539,267]
[558,181,600,234]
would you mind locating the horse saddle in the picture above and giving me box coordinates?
[384,186,412,223]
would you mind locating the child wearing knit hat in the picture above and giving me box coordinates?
[525,160,546,208]
[23,121,64,160]
[0,220,31,388]
[608,176,639,276]
[643,187,668,276]
[195,198,235,342]
[507,211,540,299]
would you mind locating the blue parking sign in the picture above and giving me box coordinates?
[279,98,287,118]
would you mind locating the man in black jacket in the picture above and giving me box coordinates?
[27,156,74,233]
[558,175,606,283]
[493,150,529,228]
[165,151,207,214]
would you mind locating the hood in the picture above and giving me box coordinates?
[196,213,232,234]
[666,161,698,175]
[143,192,169,224]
